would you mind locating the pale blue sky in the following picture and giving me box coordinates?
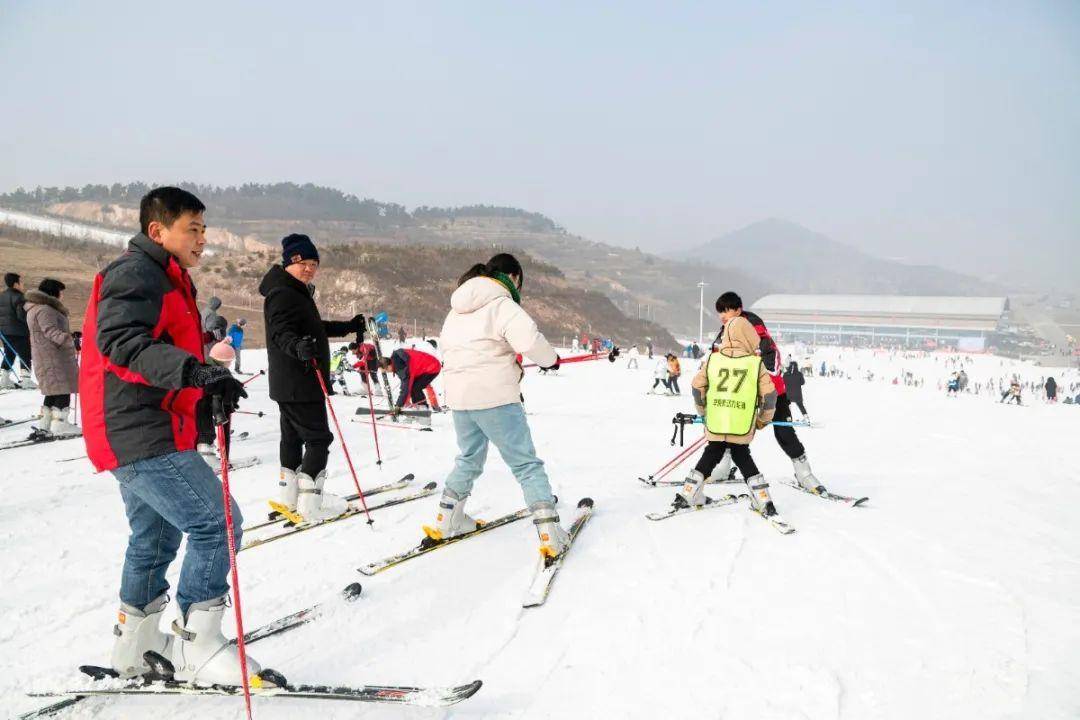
[1,1,1077,287]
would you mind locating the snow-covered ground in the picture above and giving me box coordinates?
[2,347,1078,719]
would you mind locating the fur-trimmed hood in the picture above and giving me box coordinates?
[24,289,69,317]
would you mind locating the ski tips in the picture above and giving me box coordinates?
[577,497,594,509]
[342,582,363,599]
[423,482,438,490]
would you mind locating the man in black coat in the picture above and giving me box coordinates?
[782,360,808,418]
[260,234,364,522]
[0,272,32,386]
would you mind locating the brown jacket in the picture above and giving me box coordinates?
[25,290,79,396]
[691,316,776,444]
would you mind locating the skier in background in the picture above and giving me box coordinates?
[1045,376,1057,403]
[226,318,246,373]
[1000,379,1022,405]
[627,344,640,369]
[651,355,672,394]
[782,360,808,419]
[380,346,443,413]
[666,353,682,394]
[24,278,81,439]
[0,272,32,387]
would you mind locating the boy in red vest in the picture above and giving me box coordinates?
[80,187,256,686]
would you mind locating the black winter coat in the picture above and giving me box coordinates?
[259,265,357,402]
[0,288,28,337]
[782,366,805,403]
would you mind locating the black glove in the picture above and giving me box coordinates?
[184,363,248,416]
[350,315,366,333]
[541,355,561,372]
[72,331,82,352]
[295,336,317,363]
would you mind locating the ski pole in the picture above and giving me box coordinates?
[654,437,706,482]
[233,410,265,418]
[678,415,813,429]
[241,370,266,387]
[649,435,706,480]
[521,350,614,369]
[212,397,254,720]
[0,329,30,374]
[312,360,374,525]
[358,367,383,465]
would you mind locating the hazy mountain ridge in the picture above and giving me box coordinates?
[675,218,1003,297]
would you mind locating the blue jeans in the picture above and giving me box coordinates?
[445,403,555,507]
[111,450,242,614]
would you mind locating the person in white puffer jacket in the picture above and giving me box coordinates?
[421,253,570,559]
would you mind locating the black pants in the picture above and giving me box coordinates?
[791,397,808,416]
[44,394,70,410]
[278,401,334,477]
[2,334,31,370]
[772,394,805,459]
[669,376,681,394]
[651,378,670,391]
[407,373,438,405]
[694,441,760,479]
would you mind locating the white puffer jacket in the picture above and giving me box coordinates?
[440,277,558,411]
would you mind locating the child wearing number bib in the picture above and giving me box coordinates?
[673,315,781,517]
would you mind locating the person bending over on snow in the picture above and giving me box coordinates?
[711,291,827,496]
[260,233,365,522]
[80,187,255,686]
[380,346,442,414]
[675,315,780,517]
[422,253,570,558]
[1000,379,1022,405]
[24,278,81,440]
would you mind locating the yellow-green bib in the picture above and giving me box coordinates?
[704,353,760,435]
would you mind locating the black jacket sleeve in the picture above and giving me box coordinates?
[96,262,195,389]
[264,288,305,359]
[391,348,410,407]
[322,319,354,338]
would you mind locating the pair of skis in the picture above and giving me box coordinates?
[645,491,797,534]
[240,474,435,552]
[20,582,479,716]
[358,498,595,608]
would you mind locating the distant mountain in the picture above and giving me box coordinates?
[673,218,1002,296]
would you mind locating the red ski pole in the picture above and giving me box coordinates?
[651,435,706,481]
[312,361,374,525]
[213,399,253,720]
[241,370,266,387]
[358,368,383,465]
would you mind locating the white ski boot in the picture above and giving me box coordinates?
[745,474,778,517]
[673,470,709,509]
[278,466,299,512]
[531,501,570,560]
[28,405,52,440]
[48,406,81,437]
[196,443,217,462]
[172,595,262,686]
[706,449,738,484]
[295,470,348,523]
[793,454,826,495]
[111,594,174,678]
[0,370,13,389]
[422,488,479,542]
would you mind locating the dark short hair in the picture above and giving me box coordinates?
[139,187,206,235]
[715,291,743,313]
[4,272,19,288]
[38,278,66,298]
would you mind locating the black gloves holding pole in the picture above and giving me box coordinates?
[185,361,248,421]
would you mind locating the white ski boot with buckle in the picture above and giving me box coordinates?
[28,405,52,440]
[172,595,261,686]
[111,594,174,678]
[530,501,570,560]
[277,466,299,512]
[793,454,826,495]
[422,488,479,542]
[673,469,709,509]
[296,470,348,523]
[745,474,778,517]
[48,406,81,437]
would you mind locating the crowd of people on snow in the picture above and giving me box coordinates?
[3,185,1078,696]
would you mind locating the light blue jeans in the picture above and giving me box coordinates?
[111,450,242,614]
[445,403,555,507]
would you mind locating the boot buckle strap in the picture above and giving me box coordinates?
[533,515,560,526]
[171,619,196,642]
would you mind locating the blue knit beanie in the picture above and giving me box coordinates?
[281,234,319,266]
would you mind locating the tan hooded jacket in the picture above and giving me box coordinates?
[691,315,776,444]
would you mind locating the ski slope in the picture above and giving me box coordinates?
[2,348,1078,719]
